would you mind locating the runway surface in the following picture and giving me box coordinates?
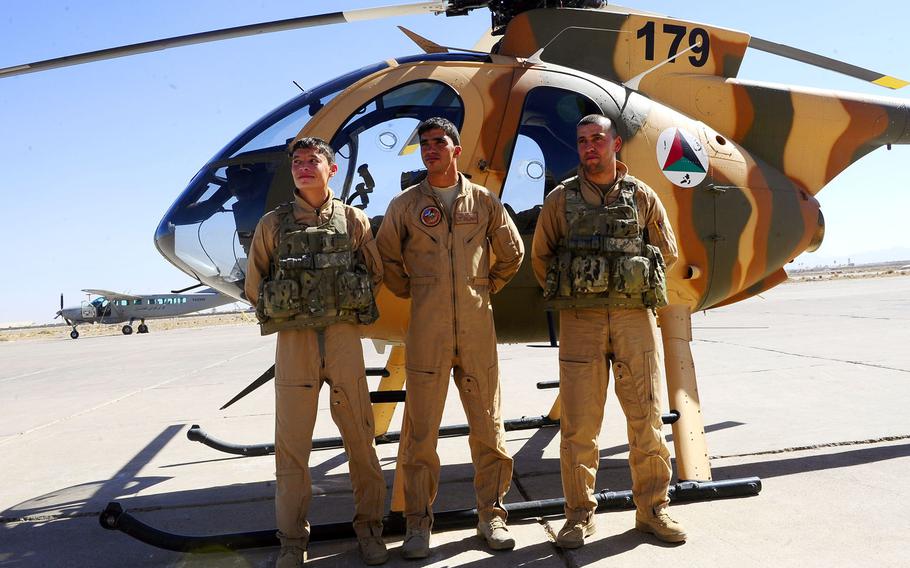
[2,275,908,567]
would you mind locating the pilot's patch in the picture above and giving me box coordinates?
[455,211,478,224]
[420,206,442,227]
[656,127,709,188]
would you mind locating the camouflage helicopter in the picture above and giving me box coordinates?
[4,0,908,550]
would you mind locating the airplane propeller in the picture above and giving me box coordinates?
[0,1,903,88]
[54,293,64,319]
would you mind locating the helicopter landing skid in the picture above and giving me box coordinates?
[99,477,760,552]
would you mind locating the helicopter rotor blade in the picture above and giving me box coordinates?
[749,36,908,90]
[0,1,451,79]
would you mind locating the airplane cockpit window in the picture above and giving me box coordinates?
[330,80,464,231]
[501,87,601,233]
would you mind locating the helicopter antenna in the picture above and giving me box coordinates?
[525,25,626,64]
[623,38,705,91]
[292,81,305,93]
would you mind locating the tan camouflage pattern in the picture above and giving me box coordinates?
[278,5,909,344]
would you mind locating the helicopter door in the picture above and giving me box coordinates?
[487,82,607,341]
[497,85,603,235]
[326,80,465,227]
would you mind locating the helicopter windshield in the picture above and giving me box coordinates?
[156,61,391,293]
[156,56,477,301]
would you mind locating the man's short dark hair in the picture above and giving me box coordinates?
[577,114,618,137]
[287,137,335,166]
[417,117,461,146]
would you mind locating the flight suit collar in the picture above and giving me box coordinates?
[417,172,470,198]
[292,187,336,225]
[576,161,629,206]
[413,173,475,231]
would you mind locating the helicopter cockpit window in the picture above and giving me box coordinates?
[231,92,340,157]
[330,80,464,227]
[501,87,601,233]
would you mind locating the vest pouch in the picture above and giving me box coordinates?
[571,255,610,294]
[612,255,650,294]
[261,279,300,318]
[337,269,373,311]
[315,250,352,269]
[604,215,639,238]
[543,257,559,299]
[642,244,668,308]
[299,270,327,316]
[283,230,309,257]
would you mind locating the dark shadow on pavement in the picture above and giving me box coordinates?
[712,442,910,481]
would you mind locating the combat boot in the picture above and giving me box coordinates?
[476,517,515,550]
[401,517,431,560]
[555,513,596,549]
[358,534,389,565]
[635,508,687,543]
[275,544,307,568]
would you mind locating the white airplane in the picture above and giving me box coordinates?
[55,288,235,339]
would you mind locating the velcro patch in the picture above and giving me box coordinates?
[455,211,478,224]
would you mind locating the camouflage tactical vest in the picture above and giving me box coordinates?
[543,176,668,310]
[256,200,378,334]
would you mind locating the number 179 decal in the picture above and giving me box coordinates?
[636,21,711,67]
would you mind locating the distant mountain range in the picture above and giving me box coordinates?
[791,246,910,269]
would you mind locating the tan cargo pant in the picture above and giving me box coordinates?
[558,307,671,520]
[400,353,513,527]
[274,323,386,546]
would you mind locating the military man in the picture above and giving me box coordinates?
[245,137,388,567]
[531,114,685,547]
[376,117,524,558]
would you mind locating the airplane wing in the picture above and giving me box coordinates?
[81,289,143,301]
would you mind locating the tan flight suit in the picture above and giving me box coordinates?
[375,173,524,527]
[245,189,386,547]
[531,163,679,521]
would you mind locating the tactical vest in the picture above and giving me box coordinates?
[256,200,378,334]
[543,176,668,310]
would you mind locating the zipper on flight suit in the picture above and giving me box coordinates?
[432,191,460,358]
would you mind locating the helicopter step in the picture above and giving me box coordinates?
[186,411,680,457]
[98,477,761,552]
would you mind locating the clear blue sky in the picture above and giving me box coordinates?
[1,1,907,324]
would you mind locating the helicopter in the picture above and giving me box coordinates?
[2,0,908,551]
[55,288,235,339]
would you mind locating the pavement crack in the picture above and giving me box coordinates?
[512,464,575,567]
[710,434,910,460]
[695,338,909,373]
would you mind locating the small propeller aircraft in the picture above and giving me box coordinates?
[5,0,908,552]
[55,288,235,339]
